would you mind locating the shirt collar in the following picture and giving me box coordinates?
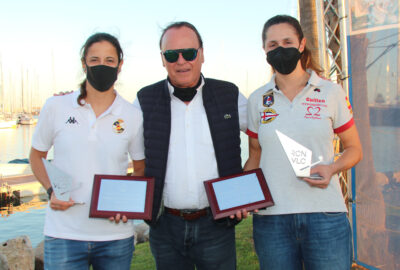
[264,73,278,93]
[108,91,123,115]
[72,89,123,116]
[269,69,322,93]
[167,76,205,97]
[306,70,323,87]
[71,90,82,108]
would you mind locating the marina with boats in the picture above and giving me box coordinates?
[0,53,42,200]
[0,114,38,129]
[0,124,47,247]
[0,124,45,207]
[0,54,41,130]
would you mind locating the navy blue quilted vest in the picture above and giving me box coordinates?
[137,78,242,225]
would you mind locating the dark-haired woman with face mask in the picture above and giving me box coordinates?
[29,33,145,270]
[244,15,362,270]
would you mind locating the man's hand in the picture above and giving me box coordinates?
[230,209,248,221]
[53,91,73,96]
[109,213,128,224]
[49,193,75,211]
[229,209,259,221]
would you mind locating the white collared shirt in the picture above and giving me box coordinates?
[32,90,145,241]
[134,78,247,209]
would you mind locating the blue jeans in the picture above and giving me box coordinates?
[44,236,134,270]
[149,212,236,270]
[253,213,352,270]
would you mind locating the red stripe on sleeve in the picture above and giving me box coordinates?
[246,129,258,139]
[334,118,354,134]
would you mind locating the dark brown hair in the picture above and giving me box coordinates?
[159,21,203,49]
[78,33,124,105]
[262,15,322,74]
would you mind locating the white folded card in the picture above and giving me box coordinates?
[275,130,323,179]
[42,158,76,201]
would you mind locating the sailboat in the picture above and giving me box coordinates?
[17,67,38,125]
[0,60,18,129]
[17,114,37,125]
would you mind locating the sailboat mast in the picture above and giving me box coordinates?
[0,56,3,113]
[21,66,24,113]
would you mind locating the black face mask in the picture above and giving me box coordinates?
[86,64,119,92]
[168,76,202,102]
[267,46,302,75]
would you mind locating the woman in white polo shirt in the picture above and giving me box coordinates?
[29,33,145,270]
[245,15,363,270]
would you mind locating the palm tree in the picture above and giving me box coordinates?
[299,0,323,72]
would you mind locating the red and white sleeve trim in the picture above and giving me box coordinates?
[246,129,258,139]
[333,118,354,134]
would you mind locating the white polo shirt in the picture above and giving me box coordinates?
[32,90,145,241]
[133,78,247,209]
[247,71,354,215]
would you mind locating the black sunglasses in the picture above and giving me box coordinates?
[162,48,200,63]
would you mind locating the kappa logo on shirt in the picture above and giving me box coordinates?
[65,117,78,124]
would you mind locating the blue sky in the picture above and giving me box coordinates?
[0,0,297,106]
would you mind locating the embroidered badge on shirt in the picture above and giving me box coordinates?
[260,108,279,124]
[263,90,274,107]
[304,106,321,119]
[302,96,326,119]
[113,119,125,133]
[65,116,78,124]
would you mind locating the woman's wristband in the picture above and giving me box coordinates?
[47,186,53,200]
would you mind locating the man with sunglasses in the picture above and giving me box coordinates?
[133,21,247,269]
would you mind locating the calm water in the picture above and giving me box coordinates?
[0,125,36,163]
[0,201,46,247]
[0,125,45,247]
